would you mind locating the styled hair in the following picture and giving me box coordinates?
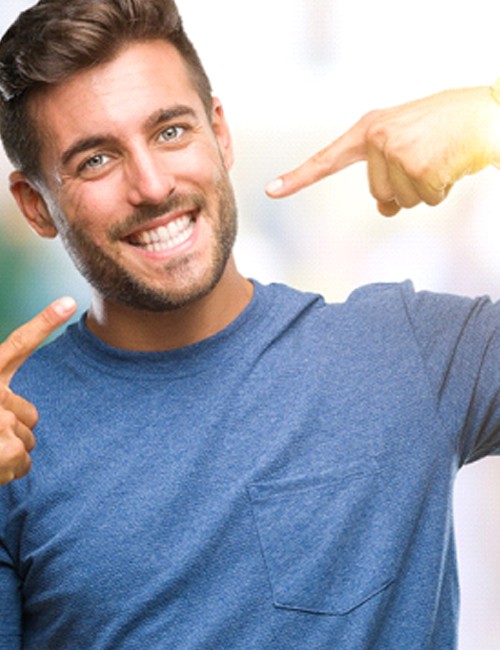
[0,0,213,181]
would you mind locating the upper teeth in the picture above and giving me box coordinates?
[129,215,194,252]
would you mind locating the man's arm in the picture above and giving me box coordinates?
[0,297,76,486]
[266,85,500,215]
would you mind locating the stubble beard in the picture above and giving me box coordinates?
[54,174,238,312]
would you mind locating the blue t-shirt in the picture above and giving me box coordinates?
[1,280,500,649]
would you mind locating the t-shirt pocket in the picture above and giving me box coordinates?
[247,458,398,615]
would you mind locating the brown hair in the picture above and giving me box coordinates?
[0,0,213,181]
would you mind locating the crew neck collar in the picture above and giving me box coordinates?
[65,279,267,378]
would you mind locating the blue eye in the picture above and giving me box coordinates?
[159,125,184,142]
[82,153,109,170]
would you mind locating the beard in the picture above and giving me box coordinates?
[54,172,238,312]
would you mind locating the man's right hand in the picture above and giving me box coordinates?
[0,297,76,486]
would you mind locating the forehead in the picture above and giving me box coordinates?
[31,40,206,164]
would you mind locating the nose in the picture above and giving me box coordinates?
[126,149,175,206]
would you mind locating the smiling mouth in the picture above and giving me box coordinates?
[126,214,196,253]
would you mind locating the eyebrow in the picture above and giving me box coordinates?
[145,105,197,130]
[61,135,114,169]
[60,105,198,168]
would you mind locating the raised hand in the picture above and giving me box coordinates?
[266,86,500,216]
[0,297,76,485]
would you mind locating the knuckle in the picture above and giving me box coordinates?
[365,112,387,143]
[39,307,58,329]
[0,385,11,406]
[25,433,37,453]
[361,108,381,127]
[28,405,39,429]
[11,436,25,458]
[397,196,419,209]
[385,140,408,166]
[20,398,39,429]
[0,434,25,464]
[309,150,324,165]
[373,189,393,204]
[5,328,28,354]
[0,446,31,484]
[309,148,330,170]
[305,147,336,180]
[402,156,433,180]
[423,189,446,207]
[16,455,32,479]
[0,408,17,430]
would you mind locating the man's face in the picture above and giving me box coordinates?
[28,40,237,311]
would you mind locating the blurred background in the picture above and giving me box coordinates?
[1,1,500,647]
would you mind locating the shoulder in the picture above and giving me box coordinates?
[344,280,496,328]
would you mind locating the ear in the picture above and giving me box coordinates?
[211,97,234,171]
[9,171,58,239]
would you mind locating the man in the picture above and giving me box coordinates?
[0,0,499,648]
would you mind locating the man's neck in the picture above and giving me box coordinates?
[85,260,254,352]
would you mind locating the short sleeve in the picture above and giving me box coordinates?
[401,281,500,464]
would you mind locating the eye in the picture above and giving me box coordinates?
[158,125,185,143]
[79,153,110,172]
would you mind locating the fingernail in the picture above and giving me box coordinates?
[53,296,77,316]
[266,178,284,195]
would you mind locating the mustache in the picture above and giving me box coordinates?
[108,192,207,241]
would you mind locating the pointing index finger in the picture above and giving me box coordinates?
[265,118,369,199]
[0,296,77,385]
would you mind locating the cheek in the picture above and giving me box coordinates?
[57,182,121,237]
[172,142,227,186]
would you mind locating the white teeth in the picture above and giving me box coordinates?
[129,215,194,252]
[157,226,169,240]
